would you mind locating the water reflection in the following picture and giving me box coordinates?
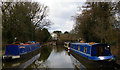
[54,45,64,53]
[27,45,74,68]
[38,46,52,62]
[70,54,86,70]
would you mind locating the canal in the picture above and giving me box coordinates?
[2,45,119,70]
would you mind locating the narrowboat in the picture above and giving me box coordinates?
[64,42,70,50]
[3,41,41,59]
[69,42,115,61]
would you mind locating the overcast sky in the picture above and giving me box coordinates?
[35,0,85,33]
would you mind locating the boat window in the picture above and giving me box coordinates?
[84,47,87,53]
[96,45,106,56]
[78,46,80,51]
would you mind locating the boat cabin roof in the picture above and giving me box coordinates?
[7,42,39,46]
[71,43,107,47]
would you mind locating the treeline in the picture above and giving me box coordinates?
[2,2,51,44]
[72,2,120,45]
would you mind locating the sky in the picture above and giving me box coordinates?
[35,0,85,33]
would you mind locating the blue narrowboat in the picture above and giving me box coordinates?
[69,42,115,61]
[3,41,41,59]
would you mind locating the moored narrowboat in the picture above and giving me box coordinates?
[3,41,41,59]
[64,42,70,50]
[69,42,115,62]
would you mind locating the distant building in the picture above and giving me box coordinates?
[51,33,58,40]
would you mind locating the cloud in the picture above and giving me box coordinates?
[36,0,84,33]
[50,20,74,32]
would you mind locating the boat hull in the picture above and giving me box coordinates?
[70,50,116,69]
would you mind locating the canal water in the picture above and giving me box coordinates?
[2,45,119,70]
